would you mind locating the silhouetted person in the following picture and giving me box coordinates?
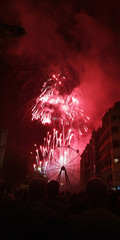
[29,177,46,201]
[4,177,52,238]
[46,180,71,238]
[46,180,71,217]
[86,176,106,208]
[47,180,59,199]
[69,177,120,237]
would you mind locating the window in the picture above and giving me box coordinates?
[115,171,120,181]
[111,127,118,134]
[111,115,117,121]
[113,140,119,148]
[114,158,119,164]
[110,174,112,182]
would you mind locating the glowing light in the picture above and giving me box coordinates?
[33,164,36,171]
[33,126,74,174]
[114,158,119,163]
[32,72,90,135]
[31,70,90,191]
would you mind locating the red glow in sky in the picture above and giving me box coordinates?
[0,0,120,153]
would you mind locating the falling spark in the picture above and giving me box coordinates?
[33,127,74,174]
[31,71,90,191]
[32,72,90,135]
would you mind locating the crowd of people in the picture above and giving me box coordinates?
[0,176,120,238]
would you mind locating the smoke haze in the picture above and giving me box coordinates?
[0,0,120,151]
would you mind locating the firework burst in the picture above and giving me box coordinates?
[32,72,90,135]
[33,127,81,192]
[31,70,90,191]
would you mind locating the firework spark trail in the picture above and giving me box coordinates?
[32,72,90,135]
[32,71,90,191]
[33,127,74,173]
[33,126,81,193]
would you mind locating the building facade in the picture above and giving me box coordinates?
[80,101,120,191]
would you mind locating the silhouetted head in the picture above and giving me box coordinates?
[2,193,15,210]
[86,177,107,208]
[29,177,46,201]
[47,180,59,199]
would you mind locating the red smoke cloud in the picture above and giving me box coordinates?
[0,0,120,150]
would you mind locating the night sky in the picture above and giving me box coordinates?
[0,0,120,155]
